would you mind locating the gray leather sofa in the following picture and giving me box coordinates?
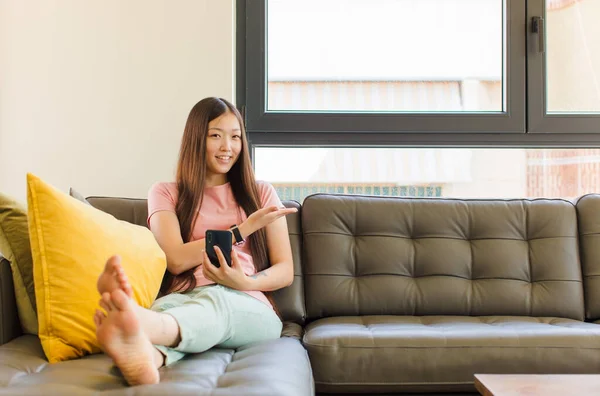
[2,192,600,395]
[0,196,313,396]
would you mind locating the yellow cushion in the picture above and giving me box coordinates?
[26,174,166,363]
[0,193,38,335]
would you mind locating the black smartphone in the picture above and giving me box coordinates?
[205,229,232,268]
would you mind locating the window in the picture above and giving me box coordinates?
[241,0,525,136]
[239,0,600,144]
[240,1,600,201]
[255,147,600,202]
[272,183,444,202]
[267,0,505,114]
[528,0,600,132]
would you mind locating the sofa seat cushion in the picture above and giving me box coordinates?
[0,335,314,395]
[304,315,600,394]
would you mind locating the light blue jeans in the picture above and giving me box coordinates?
[151,284,282,366]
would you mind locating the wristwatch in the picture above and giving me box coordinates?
[230,224,245,246]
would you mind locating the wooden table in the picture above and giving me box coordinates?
[475,374,600,395]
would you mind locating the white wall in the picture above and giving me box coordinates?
[0,0,235,203]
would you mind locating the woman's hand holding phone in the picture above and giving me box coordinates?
[202,247,250,290]
[202,205,297,290]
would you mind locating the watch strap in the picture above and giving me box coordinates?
[230,224,245,245]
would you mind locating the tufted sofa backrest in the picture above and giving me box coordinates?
[301,194,584,321]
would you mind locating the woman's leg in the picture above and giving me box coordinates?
[96,255,183,348]
[96,287,232,384]
[94,256,280,383]
[149,285,233,366]
[95,258,188,385]
[95,289,164,386]
[100,285,234,367]
[99,291,182,347]
[155,285,282,358]
[213,287,282,349]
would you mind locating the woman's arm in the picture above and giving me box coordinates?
[150,211,254,275]
[201,207,297,291]
[150,206,292,276]
[149,211,205,275]
[241,214,294,291]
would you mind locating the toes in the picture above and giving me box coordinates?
[94,309,105,327]
[116,269,133,297]
[111,289,131,311]
[99,298,111,313]
[105,256,116,271]
[101,292,115,312]
[117,269,128,286]
[105,255,121,272]
[122,278,133,297]
[112,255,123,272]
[123,283,133,298]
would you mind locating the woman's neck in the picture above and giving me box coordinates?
[205,174,228,187]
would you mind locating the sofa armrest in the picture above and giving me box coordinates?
[0,256,22,344]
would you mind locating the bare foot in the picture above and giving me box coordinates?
[95,289,160,386]
[97,255,132,297]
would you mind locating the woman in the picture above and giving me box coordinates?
[94,97,297,386]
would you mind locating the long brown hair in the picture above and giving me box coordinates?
[160,97,269,295]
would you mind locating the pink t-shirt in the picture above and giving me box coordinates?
[147,181,282,308]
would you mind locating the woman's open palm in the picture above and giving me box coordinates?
[247,206,297,233]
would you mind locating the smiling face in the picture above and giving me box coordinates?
[204,111,242,186]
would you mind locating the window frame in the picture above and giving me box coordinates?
[527,0,600,134]
[238,0,600,147]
